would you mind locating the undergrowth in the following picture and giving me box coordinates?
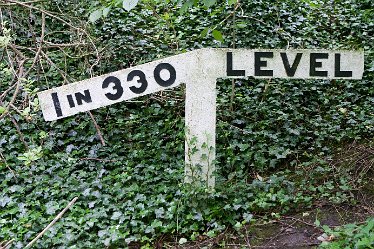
[320,217,374,249]
[0,0,373,248]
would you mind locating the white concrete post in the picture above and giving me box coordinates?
[184,76,217,187]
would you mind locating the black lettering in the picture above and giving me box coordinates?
[102,76,124,100]
[310,53,328,77]
[51,92,62,117]
[154,63,176,87]
[255,52,273,76]
[67,94,75,108]
[335,53,352,77]
[280,52,302,77]
[75,90,92,105]
[227,52,245,76]
[128,70,148,94]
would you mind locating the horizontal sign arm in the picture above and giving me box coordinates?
[38,48,364,121]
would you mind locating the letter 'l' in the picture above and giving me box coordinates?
[226,52,245,76]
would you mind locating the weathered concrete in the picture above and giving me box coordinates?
[38,48,364,188]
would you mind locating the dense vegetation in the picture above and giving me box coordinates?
[0,0,373,248]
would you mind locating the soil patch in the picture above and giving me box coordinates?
[168,192,373,249]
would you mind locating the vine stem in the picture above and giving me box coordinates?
[25,197,78,248]
[0,152,16,177]
[88,111,106,146]
[229,0,239,112]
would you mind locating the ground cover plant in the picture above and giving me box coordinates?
[319,217,374,249]
[0,0,373,248]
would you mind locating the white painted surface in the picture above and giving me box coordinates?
[184,50,221,187]
[38,49,364,121]
[38,51,197,121]
[220,49,364,79]
[38,48,364,188]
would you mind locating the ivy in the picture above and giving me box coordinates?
[0,0,373,248]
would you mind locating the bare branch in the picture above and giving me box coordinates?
[0,239,15,249]
[4,0,101,73]
[25,12,45,76]
[43,41,89,48]
[88,111,106,146]
[0,152,17,177]
[25,197,78,248]
[0,56,25,120]
[0,0,45,6]
[8,113,28,149]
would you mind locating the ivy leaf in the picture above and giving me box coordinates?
[154,207,165,218]
[236,22,247,29]
[227,0,237,4]
[89,9,102,23]
[203,0,216,7]
[111,211,122,220]
[315,219,321,227]
[98,230,106,238]
[179,0,194,13]
[212,29,223,42]
[151,220,163,228]
[0,196,11,207]
[0,106,6,114]
[179,238,188,245]
[301,0,319,8]
[102,7,111,18]
[45,201,59,215]
[206,230,216,237]
[200,27,210,38]
[243,213,253,222]
[123,0,139,11]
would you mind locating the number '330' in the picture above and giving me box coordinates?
[102,63,176,101]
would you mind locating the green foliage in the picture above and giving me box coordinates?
[212,29,223,42]
[319,218,374,249]
[0,0,373,248]
[17,147,43,166]
[0,21,11,47]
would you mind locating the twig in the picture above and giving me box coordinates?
[43,41,89,48]
[0,82,17,100]
[283,216,322,230]
[0,152,16,177]
[5,0,81,31]
[243,223,252,248]
[39,50,70,83]
[4,0,101,71]
[0,239,15,249]
[9,103,23,115]
[88,111,106,146]
[229,1,240,112]
[0,0,44,6]
[25,12,45,76]
[25,197,78,248]
[8,113,28,149]
[144,2,179,50]
[0,56,25,120]
[211,1,241,31]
